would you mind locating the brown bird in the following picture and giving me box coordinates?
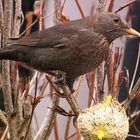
[0,12,140,90]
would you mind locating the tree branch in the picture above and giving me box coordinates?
[2,1,15,139]
[34,95,59,140]
[115,0,136,13]
[97,0,107,13]
[123,78,140,110]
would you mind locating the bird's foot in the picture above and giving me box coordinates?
[54,71,67,86]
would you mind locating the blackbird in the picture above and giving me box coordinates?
[0,12,140,90]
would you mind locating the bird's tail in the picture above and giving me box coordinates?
[0,46,17,60]
[0,45,28,62]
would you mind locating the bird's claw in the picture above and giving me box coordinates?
[54,71,67,86]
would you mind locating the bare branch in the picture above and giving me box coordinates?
[0,110,8,125]
[34,95,59,140]
[97,0,107,13]
[0,0,4,32]
[75,0,85,17]
[123,78,140,110]
[1,1,16,139]
[105,0,115,12]
[1,126,9,140]
[115,0,136,13]
[129,44,140,93]
[64,114,72,140]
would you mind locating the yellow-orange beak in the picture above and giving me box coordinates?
[127,28,140,37]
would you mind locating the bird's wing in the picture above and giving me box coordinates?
[11,23,100,48]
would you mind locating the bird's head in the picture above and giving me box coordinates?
[94,12,140,42]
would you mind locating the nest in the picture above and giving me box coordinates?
[77,96,129,140]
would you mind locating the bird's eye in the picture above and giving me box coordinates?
[113,17,120,24]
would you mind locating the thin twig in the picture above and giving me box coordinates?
[21,72,38,100]
[130,110,140,119]
[1,126,9,140]
[34,112,39,131]
[64,114,72,140]
[75,0,85,17]
[19,10,45,37]
[115,0,136,13]
[123,78,140,110]
[128,134,140,139]
[61,0,68,12]
[129,43,140,93]
[0,0,4,32]
[86,72,96,106]
[54,118,59,140]
[74,76,83,97]
[67,132,77,140]
[2,0,16,139]
[34,95,59,140]
[60,83,81,116]
[97,0,107,13]
[0,110,8,125]
[39,0,44,30]
[11,0,23,132]
[24,72,39,140]
[105,0,114,12]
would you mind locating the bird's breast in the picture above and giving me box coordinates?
[74,36,110,74]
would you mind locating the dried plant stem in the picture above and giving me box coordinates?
[0,0,4,32]
[17,101,32,139]
[96,0,107,102]
[67,132,77,140]
[60,84,81,116]
[105,0,114,12]
[123,78,140,110]
[128,134,140,139]
[39,78,50,96]
[129,44,140,93]
[24,73,38,140]
[97,0,107,13]
[96,64,105,101]
[21,72,38,100]
[74,76,83,97]
[54,118,59,140]
[34,95,59,140]
[19,11,44,37]
[61,0,68,12]
[1,126,9,140]
[54,0,62,24]
[75,0,85,17]
[64,115,72,140]
[86,72,96,106]
[115,0,136,13]
[39,0,44,30]
[0,111,8,139]
[0,110,8,125]
[12,0,23,136]
[1,0,16,139]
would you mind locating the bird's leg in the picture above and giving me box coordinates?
[45,74,66,98]
[46,70,75,93]
[54,71,67,87]
[54,72,75,93]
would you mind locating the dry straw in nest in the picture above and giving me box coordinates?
[77,96,129,140]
